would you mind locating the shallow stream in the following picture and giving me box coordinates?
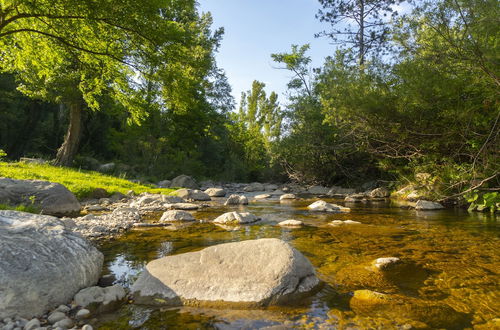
[95,198,499,329]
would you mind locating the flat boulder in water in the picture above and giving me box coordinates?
[0,211,103,318]
[0,177,81,216]
[307,200,350,213]
[213,211,259,224]
[131,238,320,306]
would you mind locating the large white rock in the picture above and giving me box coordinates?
[0,177,81,216]
[415,200,445,210]
[307,200,350,213]
[213,212,260,224]
[131,238,320,306]
[0,211,103,318]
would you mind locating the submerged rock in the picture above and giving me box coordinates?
[329,220,362,226]
[307,200,350,213]
[74,285,126,313]
[0,177,81,216]
[213,212,260,224]
[255,194,271,199]
[0,211,103,318]
[350,290,470,329]
[131,238,320,306]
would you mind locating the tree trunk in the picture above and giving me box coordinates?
[55,102,82,166]
[359,0,365,67]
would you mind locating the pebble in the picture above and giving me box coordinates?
[75,309,91,320]
[81,325,93,330]
[53,317,73,329]
[55,305,70,313]
[47,311,66,324]
[23,319,40,330]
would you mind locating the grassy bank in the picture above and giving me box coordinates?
[0,162,175,199]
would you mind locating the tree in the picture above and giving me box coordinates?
[316,0,406,65]
[0,0,221,166]
[271,44,313,97]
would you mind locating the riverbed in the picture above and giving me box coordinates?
[95,197,499,329]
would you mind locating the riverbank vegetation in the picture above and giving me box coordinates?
[0,0,498,204]
[0,162,174,198]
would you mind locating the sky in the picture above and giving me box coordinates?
[198,0,335,106]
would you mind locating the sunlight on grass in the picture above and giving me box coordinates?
[0,162,175,199]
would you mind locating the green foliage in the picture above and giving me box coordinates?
[0,149,6,160]
[466,191,500,213]
[0,162,175,198]
[0,203,40,214]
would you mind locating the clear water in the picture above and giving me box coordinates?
[95,198,500,329]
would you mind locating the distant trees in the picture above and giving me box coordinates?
[0,0,221,166]
[316,0,406,65]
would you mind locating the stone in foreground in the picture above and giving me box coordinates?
[131,238,320,307]
[0,211,103,318]
[213,211,259,224]
[307,200,350,213]
[0,177,81,216]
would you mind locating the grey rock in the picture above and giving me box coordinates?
[75,309,91,320]
[157,180,171,188]
[170,175,198,189]
[224,194,248,205]
[307,200,350,213]
[55,305,70,313]
[254,194,271,199]
[161,195,184,203]
[369,187,390,198]
[264,184,278,191]
[160,210,195,222]
[174,189,210,201]
[23,319,40,330]
[131,238,320,306]
[0,178,81,216]
[278,220,303,227]
[167,203,200,210]
[307,186,330,195]
[279,194,296,200]
[0,211,103,319]
[213,212,260,224]
[243,182,264,192]
[52,318,73,329]
[415,200,444,210]
[47,312,66,325]
[204,188,226,197]
[74,285,126,312]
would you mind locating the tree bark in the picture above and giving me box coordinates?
[54,102,82,166]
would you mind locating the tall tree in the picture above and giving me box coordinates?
[316,0,406,65]
[0,0,220,166]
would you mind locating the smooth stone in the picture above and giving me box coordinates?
[278,220,303,227]
[415,200,444,210]
[254,194,271,199]
[74,285,126,312]
[373,257,401,270]
[307,200,350,213]
[47,312,66,325]
[170,175,198,189]
[224,194,249,205]
[174,189,210,201]
[23,319,40,330]
[204,188,226,197]
[213,212,259,224]
[52,318,73,329]
[160,210,195,222]
[0,178,81,216]
[55,305,70,313]
[75,309,91,320]
[279,194,296,200]
[0,211,103,319]
[131,238,320,306]
[81,325,93,330]
[329,220,362,226]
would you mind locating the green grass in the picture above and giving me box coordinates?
[0,203,40,213]
[0,162,175,199]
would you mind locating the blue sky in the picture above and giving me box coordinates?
[198,0,335,106]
